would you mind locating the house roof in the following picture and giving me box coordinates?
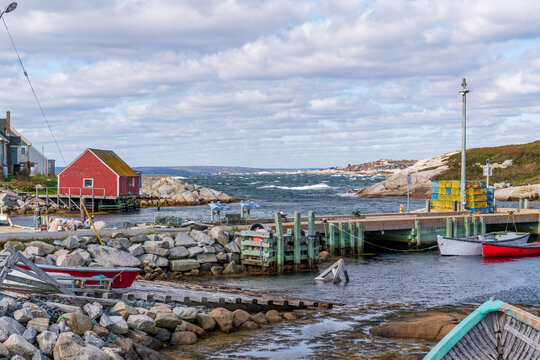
[89,148,139,177]
[10,128,31,146]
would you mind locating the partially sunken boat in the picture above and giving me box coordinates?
[437,231,530,256]
[424,299,540,359]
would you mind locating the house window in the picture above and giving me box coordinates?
[83,179,93,188]
[20,147,25,155]
[132,178,136,186]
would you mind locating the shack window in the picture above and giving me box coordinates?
[83,178,93,188]
[20,147,25,155]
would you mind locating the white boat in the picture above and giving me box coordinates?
[437,232,530,256]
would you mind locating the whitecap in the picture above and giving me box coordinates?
[258,183,331,191]
[173,176,186,179]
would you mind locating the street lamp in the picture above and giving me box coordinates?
[0,2,17,19]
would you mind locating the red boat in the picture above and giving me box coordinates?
[14,264,140,288]
[482,242,540,258]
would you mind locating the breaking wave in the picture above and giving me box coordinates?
[257,183,331,191]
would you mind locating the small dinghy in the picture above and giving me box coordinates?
[14,263,140,288]
[437,232,530,256]
[482,241,540,258]
[424,299,540,359]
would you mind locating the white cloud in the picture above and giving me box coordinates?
[0,0,538,168]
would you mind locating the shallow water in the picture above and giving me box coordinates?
[162,253,540,359]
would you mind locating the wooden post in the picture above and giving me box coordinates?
[524,199,529,209]
[293,211,301,272]
[426,199,431,212]
[446,218,452,237]
[415,219,421,247]
[274,212,284,273]
[338,222,345,256]
[348,222,356,255]
[307,211,315,269]
[452,217,458,238]
[464,216,470,238]
[480,216,486,234]
[329,224,335,255]
[356,223,364,254]
[472,216,478,236]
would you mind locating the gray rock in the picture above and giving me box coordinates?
[169,259,200,272]
[210,227,229,246]
[190,230,215,246]
[216,252,228,263]
[47,324,61,336]
[87,245,141,267]
[202,246,216,254]
[188,246,203,257]
[32,350,50,360]
[0,340,8,356]
[43,302,82,314]
[226,253,240,263]
[143,242,170,257]
[4,333,38,359]
[197,253,218,263]
[25,246,48,257]
[82,303,102,321]
[0,316,26,336]
[25,241,55,255]
[137,254,168,268]
[33,256,48,265]
[210,265,224,276]
[146,234,159,241]
[12,355,26,360]
[107,238,131,251]
[45,254,57,265]
[0,297,17,312]
[162,237,175,248]
[84,332,104,348]
[128,244,145,257]
[223,261,242,275]
[127,315,157,335]
[56,252,85,267]
[214,243,225,252]
[168,246,189,259]
[71,249,92,265]
[172,307,198,322]
[131,235,148,243]
[224,241,241,254]
[23,326,37,344]
[14,309,34,323]
[53,240,65,247]
[155,328,171,342]
[37,331,57,357]
[26,318,49,333]
[154,312,180,330]
[175,233,197,248]
[53,332,108,360]
[63,236,81,250]
[99,314,115,330]
[109,316,129,335]
[0,300,10,313]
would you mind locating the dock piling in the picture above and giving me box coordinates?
[328,224,336,255]
[464,216,470,238]
[338,222,345,256]
[274,212,284,273]
[452,218,458,238]
[293,211,301,271]
[414,219,421,247]
[307,211,315,269]
[356,223,364,254]
[480,216,486,234]
[446,218,452,237]
[349,222,356,255]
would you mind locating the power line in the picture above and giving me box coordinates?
[2,17,66,165]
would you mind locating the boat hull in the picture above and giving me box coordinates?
[424,299,540,360]
[14,264,139,288]
[437,232,530,256]
[482,241,540,257]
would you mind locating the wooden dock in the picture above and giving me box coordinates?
[251,208,540,255]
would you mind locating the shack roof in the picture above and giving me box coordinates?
[88,148,139,177]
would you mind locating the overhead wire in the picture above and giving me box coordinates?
[1,17,66,165]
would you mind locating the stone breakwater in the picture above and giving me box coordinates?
[5,226,246,279]
[0,293,300,359]
[139,176,236,207]
[0,190,59,216]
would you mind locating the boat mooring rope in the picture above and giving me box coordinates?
[505,211,518,233]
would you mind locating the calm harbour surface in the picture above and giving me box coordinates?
[12,174,540,358]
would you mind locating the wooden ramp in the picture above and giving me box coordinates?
[125,280,342,312]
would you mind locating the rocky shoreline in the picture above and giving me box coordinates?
[0,226,312,359]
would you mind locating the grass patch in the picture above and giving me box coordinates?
[432,140,540,186]
[1,174,57,193]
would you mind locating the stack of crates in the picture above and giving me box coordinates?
[430,180,494,213]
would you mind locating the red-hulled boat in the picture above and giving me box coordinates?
[14,264,140,288]
[482,242,540,258]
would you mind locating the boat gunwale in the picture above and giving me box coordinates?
[437,232,529,244]
[15,263,140,273]
[423,299,540,360]
[482,241,540,249]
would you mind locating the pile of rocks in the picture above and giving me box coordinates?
[8,226,245,280]
[139,176,235,207]
[0,190,59,216]
[0,295,299,359]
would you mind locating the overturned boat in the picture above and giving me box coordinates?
[424,299,540,359]
[437,232,530,256]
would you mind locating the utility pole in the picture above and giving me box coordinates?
[459,78,469,211]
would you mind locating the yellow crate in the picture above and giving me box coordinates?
[439,188,445,194]
[451,188,459,194]
[439,181,447,187]
[451,181,460,188]
[451,194,460,201]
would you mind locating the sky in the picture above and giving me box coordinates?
[0,0,539,169]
